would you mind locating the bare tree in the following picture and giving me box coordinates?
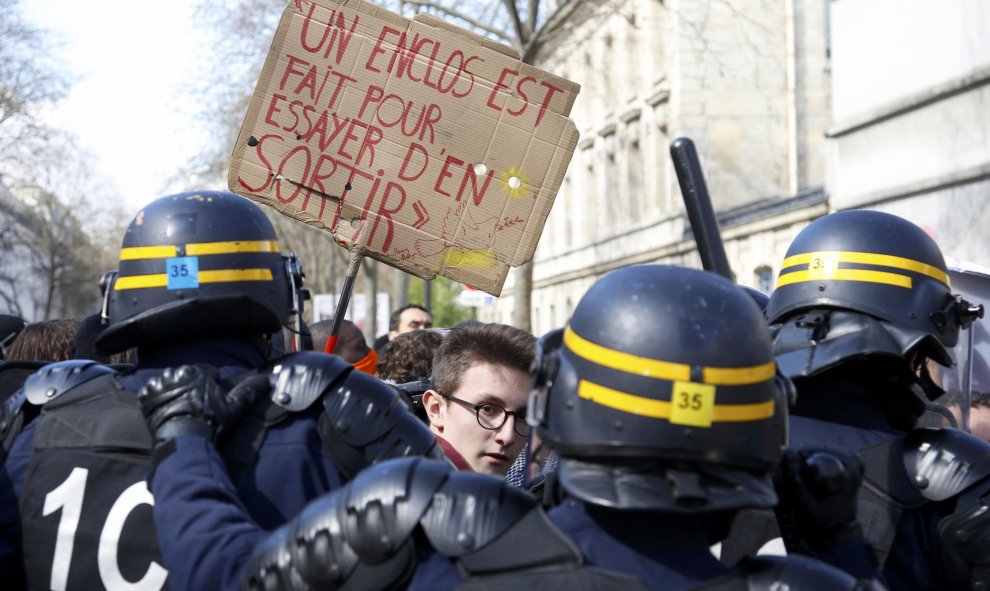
[0,182,106,320]
[0,0,73,186]
[0,0,123,320]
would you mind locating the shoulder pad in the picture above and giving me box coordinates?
[420,470,538,557]
[269,351,352,411]
[340,457,451,562]
[24,360,116,406]
[904,427,990,501]
[322,370,441,465]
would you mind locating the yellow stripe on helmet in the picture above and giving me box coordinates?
[780,251,948,287]
[777,268,913,289]
[119,240,280,261]
[563,326,776,386]
[576,379,775,423]
[114,268,274,290]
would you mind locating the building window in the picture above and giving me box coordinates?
[562,177,573,247]
[628,137,643,218]
[602,130,618,227]
[755,265,774,294]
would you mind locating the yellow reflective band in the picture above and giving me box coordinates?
[114,268,274,290]
[713,399,776,421]
[119,246,177,260]
[577,379,775,423]
[186,240,281,256]
[777,268,913,289]
[114,274,169,290]
[781,251,948,286]
[118,241,280,261]
[199,269,274,283]
[578,379,671,418]
[563,326,776,386]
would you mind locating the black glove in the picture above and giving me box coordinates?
[774,448,865,552]
[937,496,990,591]
[139,365,269,444]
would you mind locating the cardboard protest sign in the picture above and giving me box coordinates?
[229,0,580,295]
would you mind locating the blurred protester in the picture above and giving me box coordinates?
[5,318,79,362]
[378,328,445,420]
[373,303,432,355]
[308,318,377,374]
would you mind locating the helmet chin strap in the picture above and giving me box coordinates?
[282,252,308,353]
[99,270,118,323]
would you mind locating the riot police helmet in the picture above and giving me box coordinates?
[529,265,790,512]
[95,191,303,353]
[766,210,980,379]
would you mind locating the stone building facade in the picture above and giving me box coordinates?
[481,0,833,334]
[826,0,990,264]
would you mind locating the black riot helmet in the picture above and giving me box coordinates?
[529,265,791,512]
[95,191,305,354]
[766,210,982,379]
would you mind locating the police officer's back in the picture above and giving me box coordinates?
[723,210,990,589]
[0,191,437,590]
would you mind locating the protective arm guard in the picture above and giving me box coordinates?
[903,428,990,502]
[242,457,581,591]
[321,369,443,479]
[903,428,990,589]
[268,351,442,479]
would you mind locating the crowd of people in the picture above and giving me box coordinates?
[0,190,988,590]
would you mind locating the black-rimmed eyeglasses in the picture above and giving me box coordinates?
[439,393,530,436]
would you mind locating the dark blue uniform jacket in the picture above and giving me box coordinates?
[0,339,343,591]
[789,376,945,590]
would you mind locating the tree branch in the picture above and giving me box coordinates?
[500,0,527,47]
[522,0,584,62]
[526,0,538,39]
[404,0,515,47]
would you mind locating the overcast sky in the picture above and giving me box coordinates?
[23,0,209,213]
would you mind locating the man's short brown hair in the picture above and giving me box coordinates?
[430,322,535,396]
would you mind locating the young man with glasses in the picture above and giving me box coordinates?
[422,322,535,475]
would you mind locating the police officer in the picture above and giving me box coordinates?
[0,191,439,590]
[231,264,876,590]
[724,210,990,589]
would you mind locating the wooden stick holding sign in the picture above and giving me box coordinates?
[323,249,364,355]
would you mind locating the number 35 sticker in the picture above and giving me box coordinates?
[166,256,199,290]
[670,381,716,427]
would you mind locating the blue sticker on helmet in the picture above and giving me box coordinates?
[166,256,199,289]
